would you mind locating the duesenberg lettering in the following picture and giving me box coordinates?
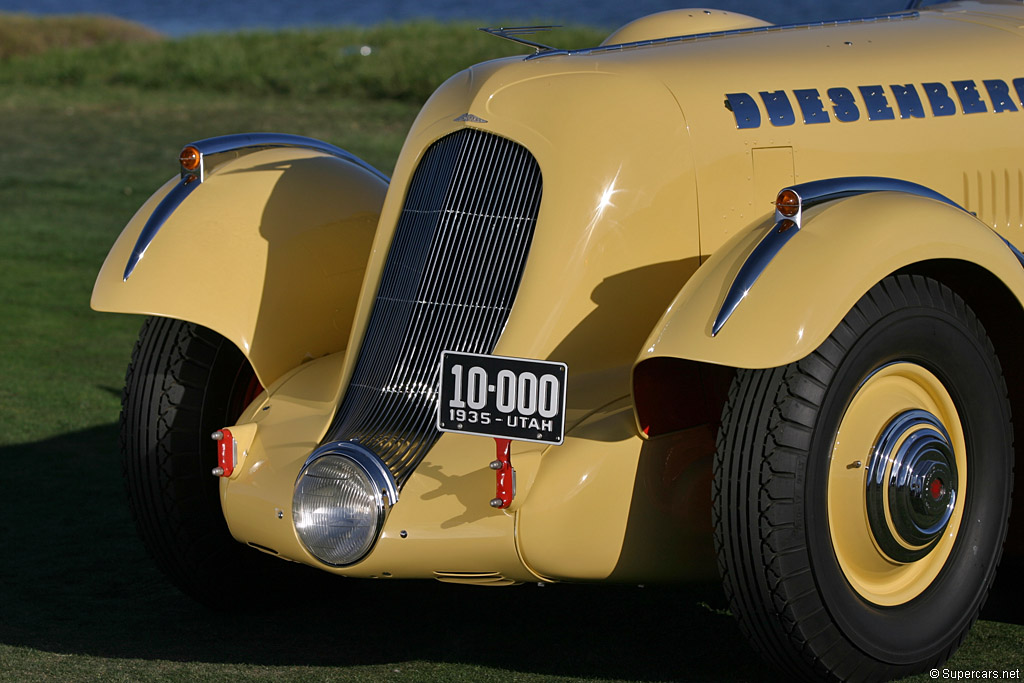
[726,77,1024,128]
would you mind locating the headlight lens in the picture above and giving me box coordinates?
[292,443,398,566]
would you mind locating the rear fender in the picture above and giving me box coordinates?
[637,183,1024,372]
[92,135,389,386]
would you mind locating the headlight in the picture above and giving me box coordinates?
[292,441,399,567]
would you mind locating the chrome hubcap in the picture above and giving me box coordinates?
[865,409,958,562]
[829,363,966,605]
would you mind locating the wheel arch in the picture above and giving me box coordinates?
[92,145,388,387]
[637,190,1024,370]
[633,189,1024,477]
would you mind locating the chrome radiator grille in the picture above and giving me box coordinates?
[322,129,543,485]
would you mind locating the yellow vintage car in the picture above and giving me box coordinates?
[93,1,1023,680]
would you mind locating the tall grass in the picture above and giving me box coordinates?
[0,18,607,102]
[0,12,160,59]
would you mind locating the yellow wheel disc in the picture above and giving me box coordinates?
[827,362,967,606]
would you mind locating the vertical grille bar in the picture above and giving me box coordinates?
[322,129,543,485]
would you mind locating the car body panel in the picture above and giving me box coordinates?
[94,1,1024,585]
[639,192,1024,369]
[91,148,387,387]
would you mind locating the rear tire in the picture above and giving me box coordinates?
[121,316,293,607]
[713,274,1013,681]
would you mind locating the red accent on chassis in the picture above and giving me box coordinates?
[490,437,514,508]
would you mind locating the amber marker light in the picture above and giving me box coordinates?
[775,188,801,218]
[179,145,201,172]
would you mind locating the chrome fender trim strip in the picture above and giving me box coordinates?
[122,133,388,281]
[711,176,965,336]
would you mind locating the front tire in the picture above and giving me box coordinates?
[713,274,1013,681]
[121,316,288,607]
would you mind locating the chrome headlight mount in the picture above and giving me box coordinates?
[292,441,399,567]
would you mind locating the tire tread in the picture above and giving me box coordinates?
[121,316,292,606]
[713,274,1014,682]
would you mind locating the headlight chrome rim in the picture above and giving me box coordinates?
[292,441,399,567]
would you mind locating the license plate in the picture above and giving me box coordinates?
[437,351,567,445]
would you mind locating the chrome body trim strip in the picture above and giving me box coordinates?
[998,234,1024,269]
[122,133,388,281]
[712,219,799,336]
[122,177,202,281]
[183,133,390,184]
[526,12,919,61]
[711,176,964,336]
[778,176,963,219]
[301,440,401,508]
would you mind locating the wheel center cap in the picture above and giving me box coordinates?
[865,409,959,563]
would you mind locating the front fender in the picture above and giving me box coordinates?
[92,145,388,386]
[638,191,1024,370]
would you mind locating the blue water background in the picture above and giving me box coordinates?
[0,0,914,36]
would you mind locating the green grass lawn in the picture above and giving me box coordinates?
[0,17,1021,683]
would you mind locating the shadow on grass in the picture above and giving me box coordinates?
[2,423,1020,681]
[0,421,774,681]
